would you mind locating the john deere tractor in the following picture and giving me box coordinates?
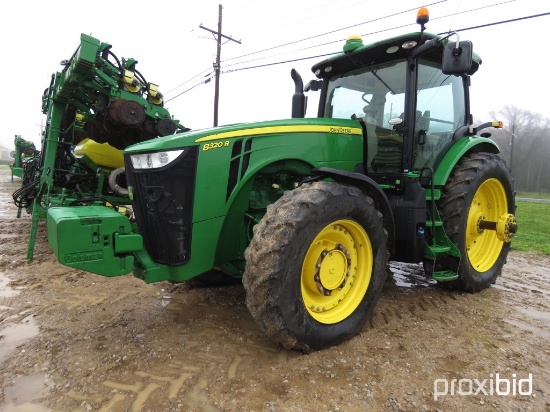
[34,8,516,352]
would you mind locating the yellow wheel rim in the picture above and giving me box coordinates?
[466,178,508,272]
[301,219,372,324]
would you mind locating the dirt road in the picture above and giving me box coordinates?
[0,170,549,411]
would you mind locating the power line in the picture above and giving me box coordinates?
[441,10,550,33]
[221,0,449,64]
[165,0,498,97]
[234,0,375,40]
[222,11,550,75]
[221,52,337,74]
[166,8,550,101]
[165,75,214,103]
[221,0,517,71]
[220,23,412,71]
[165,67,212,95]
[167,1,382,92]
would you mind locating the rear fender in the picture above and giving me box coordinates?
[434,137,499,186]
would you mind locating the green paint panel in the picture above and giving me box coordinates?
[132,216,226,283]
[114,232,143,254]
[47,206,141,276]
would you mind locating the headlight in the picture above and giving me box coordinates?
[130,149,184,170]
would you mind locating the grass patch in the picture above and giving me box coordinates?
[511,200,550,255]
[516,191,550,200]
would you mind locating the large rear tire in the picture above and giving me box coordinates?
[439,152,515,292]
[243,181,388,352]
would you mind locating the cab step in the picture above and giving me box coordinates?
[427,245,451,254]
[432,270,459,282]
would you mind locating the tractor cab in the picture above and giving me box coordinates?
[322,53,468,176]
[302,9,479,189]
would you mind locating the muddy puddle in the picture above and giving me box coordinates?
[3,374,51,411]
[0,273,20,299]
[0,314,39,363]
[1,272,39,365]
[1,271,45,411]
[388,261,437,288]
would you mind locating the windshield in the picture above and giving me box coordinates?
[323,59,466,172]
[324,60,406,124]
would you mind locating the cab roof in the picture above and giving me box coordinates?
[311,31,482,79]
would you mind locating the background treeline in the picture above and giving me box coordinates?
[487,106,550,194]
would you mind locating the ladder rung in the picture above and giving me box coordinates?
[426,220,443,227]
[428,245,451,254]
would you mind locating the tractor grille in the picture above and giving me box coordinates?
[125,146,198,266]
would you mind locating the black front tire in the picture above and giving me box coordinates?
[243,181,388,352]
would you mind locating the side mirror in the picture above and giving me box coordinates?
[442,40,473,74]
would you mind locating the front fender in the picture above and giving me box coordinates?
[313,167,396,259]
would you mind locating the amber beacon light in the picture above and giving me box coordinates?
[417,7,429,26]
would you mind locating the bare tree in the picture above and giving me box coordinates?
[487,106,550,194]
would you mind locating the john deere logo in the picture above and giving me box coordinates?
[329,127,353,134]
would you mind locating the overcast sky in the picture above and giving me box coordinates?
[2,0,548,149]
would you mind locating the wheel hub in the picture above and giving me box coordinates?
[301,219,373,324]
[496,213,517,242]
[476,213,517,242]
[314,245,351,295]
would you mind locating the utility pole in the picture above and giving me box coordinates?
[199,4,241,126]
